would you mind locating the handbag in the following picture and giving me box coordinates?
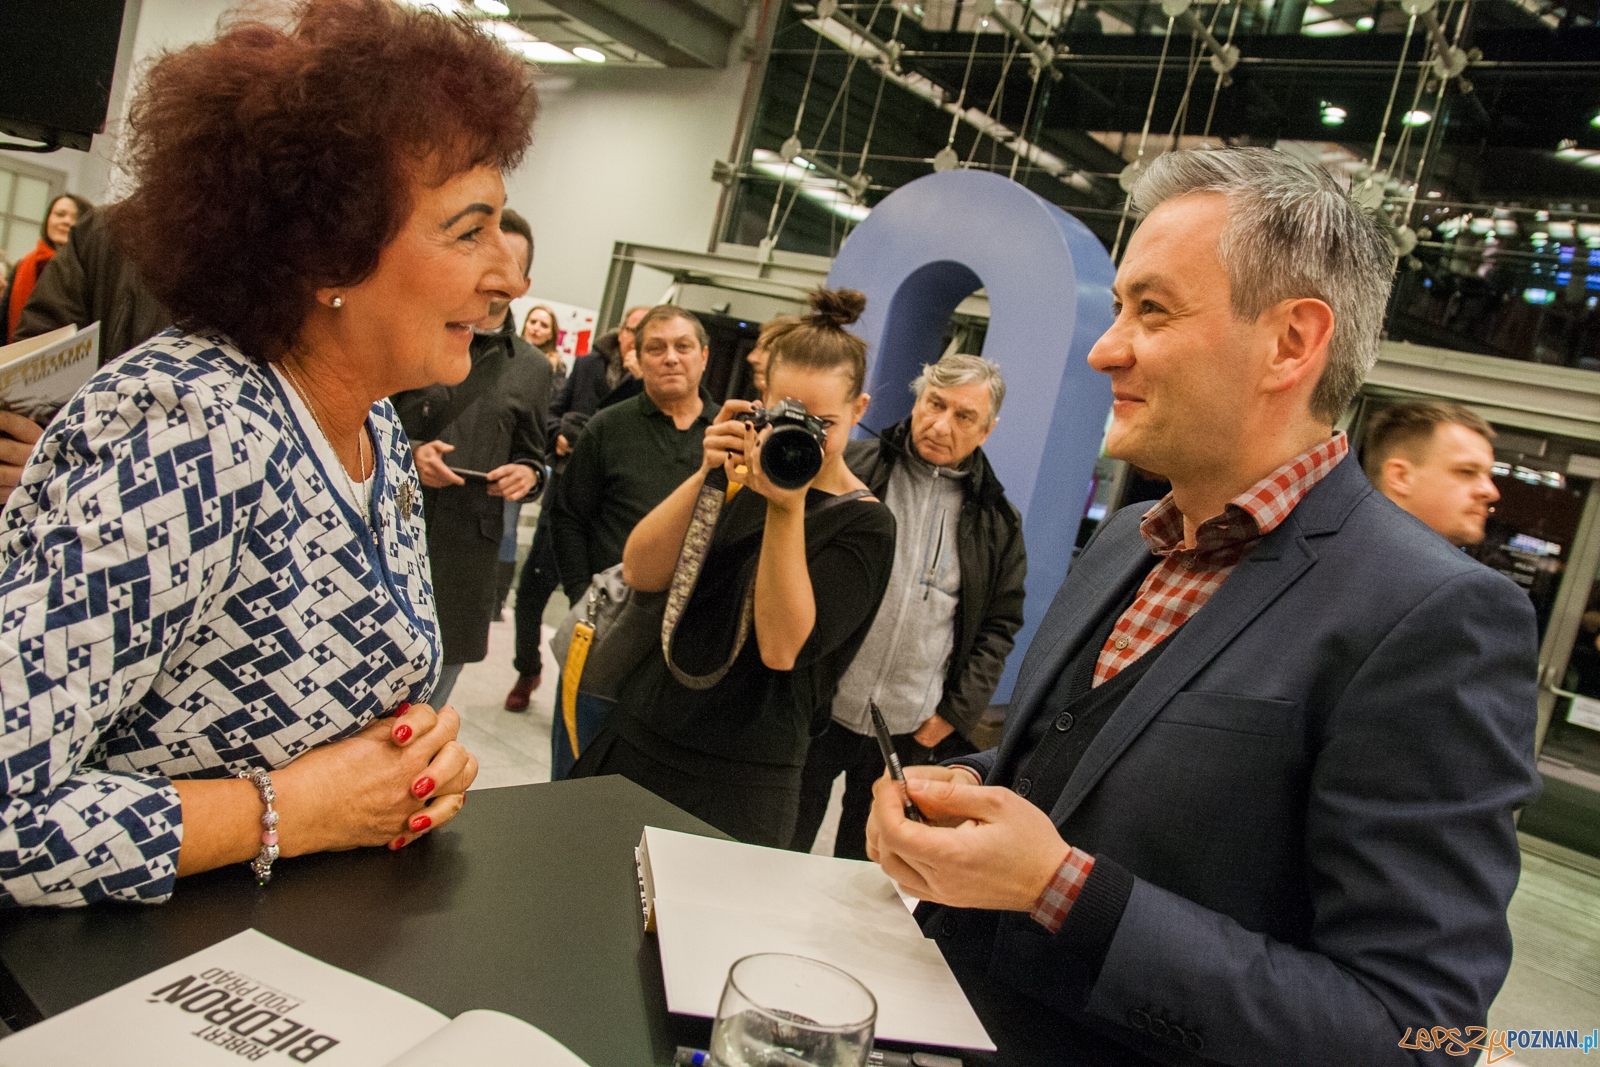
[550,472,872,758]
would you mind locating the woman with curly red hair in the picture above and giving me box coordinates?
[0,0,538,907]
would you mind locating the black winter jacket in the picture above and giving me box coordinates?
[844,418,1027,740]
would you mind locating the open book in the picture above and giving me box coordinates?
[637,826,995,1052]
[0,321,99,423]
[0,929,589,1067]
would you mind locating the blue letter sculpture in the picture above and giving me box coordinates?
[826,169,1115,702]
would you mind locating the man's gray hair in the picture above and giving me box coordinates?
[911,353,1006,426]
[1131,148,1395,424]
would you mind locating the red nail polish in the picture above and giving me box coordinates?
[392,723,412,744]
[410,814,431,832]
[397,701,411,714]
[412,777,435,799]
[389,836,406,850]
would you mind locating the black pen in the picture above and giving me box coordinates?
[869,700,925,823]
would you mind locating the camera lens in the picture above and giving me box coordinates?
[761,425,824,490]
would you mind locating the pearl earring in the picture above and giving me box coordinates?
[331,296,344,308]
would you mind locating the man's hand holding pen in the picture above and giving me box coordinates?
[865,766,1071,913]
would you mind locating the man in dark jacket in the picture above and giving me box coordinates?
[504,304,648,710]
[394,209,549,708]
[791,354,1026,859]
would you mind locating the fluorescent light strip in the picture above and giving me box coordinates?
[752,149,871,222]
[801,16,1094,194]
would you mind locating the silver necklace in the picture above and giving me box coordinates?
[280,359,371,527]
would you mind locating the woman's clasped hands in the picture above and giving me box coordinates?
[270,701,479,856]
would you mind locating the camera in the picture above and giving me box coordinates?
[733,399,827,490]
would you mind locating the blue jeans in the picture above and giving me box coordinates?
[551,676,611,781]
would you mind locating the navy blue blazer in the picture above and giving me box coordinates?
[923,453,1540,1066]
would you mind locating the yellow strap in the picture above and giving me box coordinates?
[563,621,594,756]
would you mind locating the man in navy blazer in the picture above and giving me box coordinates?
[866,148,1539,1066]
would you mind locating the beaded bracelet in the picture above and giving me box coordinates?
[237,768,280,885]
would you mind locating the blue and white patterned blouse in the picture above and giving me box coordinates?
[0,331,440,908]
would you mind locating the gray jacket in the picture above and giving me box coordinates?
[844,417,1027,739]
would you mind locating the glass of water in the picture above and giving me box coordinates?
[709,953,877,1067]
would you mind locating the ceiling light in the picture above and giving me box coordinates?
[483,20,534,42]
[473,0,510,13]
[1320,103,1347,125]
[793,155,815,169]
[572,46,606,62]
[1356,15,1375,27]
[401,0,466,11]
[1304,19,1354,34]
[1402,110,1432,126]
[1592,113,1600,128]
[511,40,582,62]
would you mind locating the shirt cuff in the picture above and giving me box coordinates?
[1030,846,1096,933]
[946,761,985,785]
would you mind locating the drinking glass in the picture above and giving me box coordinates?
[709,952,877,1067]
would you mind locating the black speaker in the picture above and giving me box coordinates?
[0,1,128,151]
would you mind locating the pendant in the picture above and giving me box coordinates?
[397,481,415,521]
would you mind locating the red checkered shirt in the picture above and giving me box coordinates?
[1094,432,1350,687]
[1028,432,1348,933]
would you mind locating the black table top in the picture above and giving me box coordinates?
[0,776,726,1067]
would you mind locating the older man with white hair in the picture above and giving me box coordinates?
[866,148,1539,1065]
[791,353,1027,860]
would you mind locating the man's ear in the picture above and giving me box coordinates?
[974,416,997,449]
[1382,456,1415,500]
[1262,297,1335,398]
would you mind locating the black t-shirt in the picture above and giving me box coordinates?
[616,485,896,768]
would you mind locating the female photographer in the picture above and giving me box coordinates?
[569,289,895,846]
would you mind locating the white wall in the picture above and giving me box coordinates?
[508,62,751,314]
[8,0,751,312]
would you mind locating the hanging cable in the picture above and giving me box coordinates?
[965,37,1022,168]
[769,0,890,252]
[933,18,986,172]
[1110,15,1178,262]
[1361,13,1420,202]
[759,21,829,251]
[1199,1,1244,143]
[1010,64,1044,180]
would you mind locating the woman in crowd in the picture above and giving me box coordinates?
[570,289,896,847]
[0,0,537,907]
[740,313,801,399]
[3,193,93,342]
[523,304,565,396]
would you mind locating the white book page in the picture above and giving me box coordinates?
[381,1010,590,1066]
[0,929,449,1067]
[643,827,994,1051]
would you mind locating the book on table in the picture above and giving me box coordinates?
[636,825,995,1053]
[0,321,99,424]
[0,929,590,1066]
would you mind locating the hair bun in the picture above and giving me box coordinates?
[808,287,866,329]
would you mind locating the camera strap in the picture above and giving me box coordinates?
[661,467,872,690]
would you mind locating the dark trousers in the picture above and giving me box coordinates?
[790,718,975,859]
[571,727,803,849]
[513,481,562,678]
